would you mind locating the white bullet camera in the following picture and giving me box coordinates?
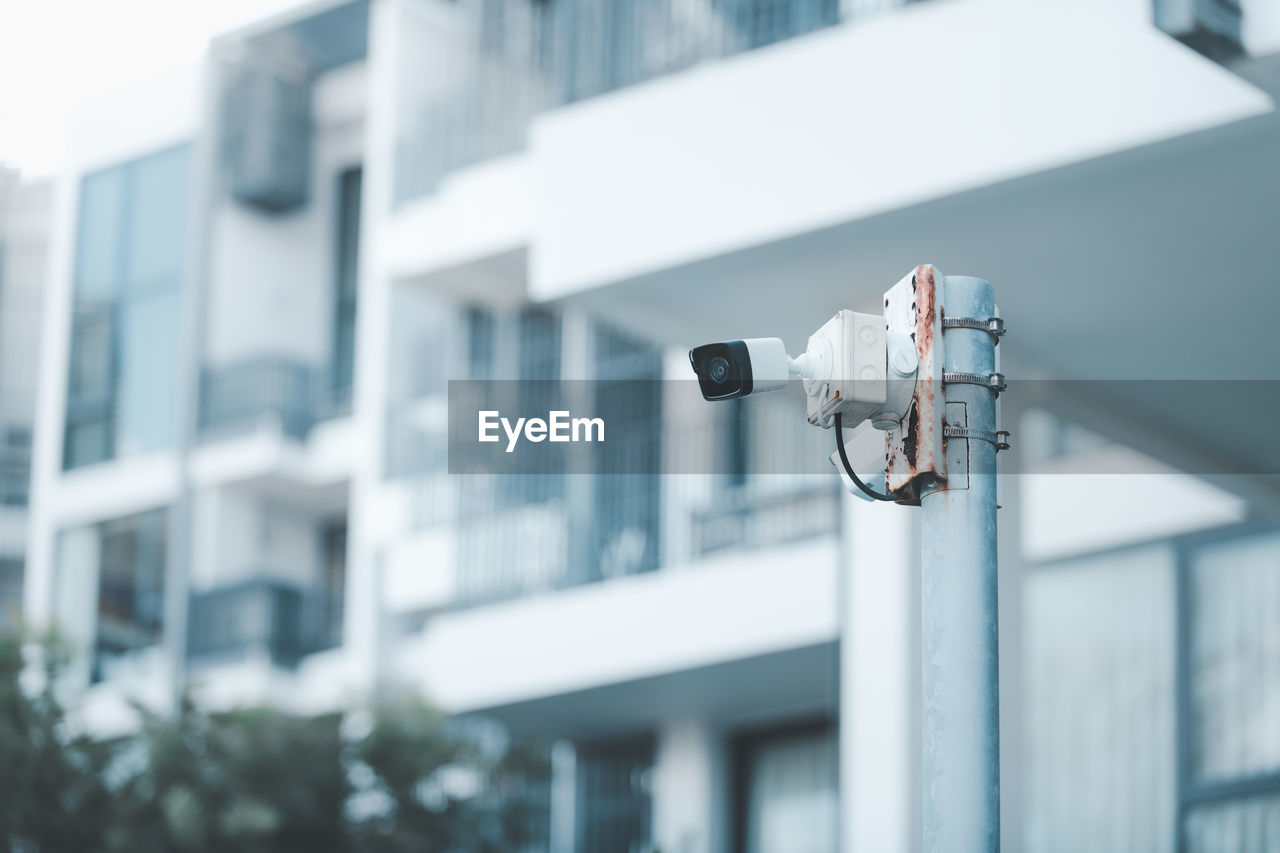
[690,313,920,503]
[688,313,917,432]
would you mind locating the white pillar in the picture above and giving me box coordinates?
[841,494,918,852]
[549,740,577,853]
[652,717,727,853]
[345,0,400,695]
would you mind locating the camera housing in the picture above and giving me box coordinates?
[689,338,789,400]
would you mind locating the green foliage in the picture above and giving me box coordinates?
[0,629,118,852]
[104,702,349,853]
[347,696,551,853]
[0,634,551,853]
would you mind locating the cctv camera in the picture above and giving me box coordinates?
[688,338,790,401]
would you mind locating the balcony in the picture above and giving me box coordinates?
[187,578,339,670]
[383,389,840,613]
[393,0,868,204]
[691,481,839,557]
[199,356,350,443]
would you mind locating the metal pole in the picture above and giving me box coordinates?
[920,276,1000,851]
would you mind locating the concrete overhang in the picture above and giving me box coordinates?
[539,102,1280,511]
[528,0,1272,301]
[476,642,838,739]
[399,538,840,718]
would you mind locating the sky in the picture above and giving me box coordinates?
[0,0,303,177]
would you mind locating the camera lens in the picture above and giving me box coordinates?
[709,356,731,384]
[689,342,748,400]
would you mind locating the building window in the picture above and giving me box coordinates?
[0,425,31,506]
[1024,528,1280,852]
[330,166,361,411]
[734,721,838,853]
[466,305,494,380]
[317,520,347,650]
[64,146,189,470]
[589,322,662,580]
[0,557,22,632]
[90,508,168,683]
[575,734,654,853]
[1181,531,1280,850]
[1023,547,1177,853]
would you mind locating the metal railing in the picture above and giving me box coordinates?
[187,578,333,669]
[386,390,841,609]
[395,0,867,203]
[199,356,351,443]
[690,479,839,556]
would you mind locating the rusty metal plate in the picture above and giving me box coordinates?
[884,264,945,502]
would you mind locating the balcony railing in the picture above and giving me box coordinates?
[187,578,336,669]
[0,424,31,507]
[395,0,881,203]
[691,480,840,556]
[386,390,841,609]
[199,356,351,443]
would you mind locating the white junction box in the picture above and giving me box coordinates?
[804,309,887,429]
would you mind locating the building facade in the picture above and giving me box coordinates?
[19,0,1280,851]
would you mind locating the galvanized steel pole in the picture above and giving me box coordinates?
[920,276,1001,852]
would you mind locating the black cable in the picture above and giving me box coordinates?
[834,412,897,502]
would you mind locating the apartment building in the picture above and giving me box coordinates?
[21,0,1280,851]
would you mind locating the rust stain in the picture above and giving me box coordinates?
[883,264,944,503]
[914,264,936,363]
[903,402,919,469]
[911,264,938,481]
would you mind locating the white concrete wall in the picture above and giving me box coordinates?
[205,61,366,368]
[189,487,325,591]
[527,0,1270,300]
[401,537,839,711]
[25,64,202,628]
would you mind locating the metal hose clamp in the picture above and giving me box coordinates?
[944,425,1012,451]
[943,371,1006,394]
[942,316,1006,343]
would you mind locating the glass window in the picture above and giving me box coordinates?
[92,508,167,683]
[466,305,494,380]
[0,557,22,632]
[1023,547,1176,853]
[739,723,838,853]
[74,168,125,297]
[318,521,347,649]
[116,288,180,454]
[64,146,188,470]
[126,145,189,290]
[575,735,653,853]
[66,304,114,401]
[1185,793,1280,853]
[64,419,113,471]
[1190,532,1280,782]
[330,166,361,405]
